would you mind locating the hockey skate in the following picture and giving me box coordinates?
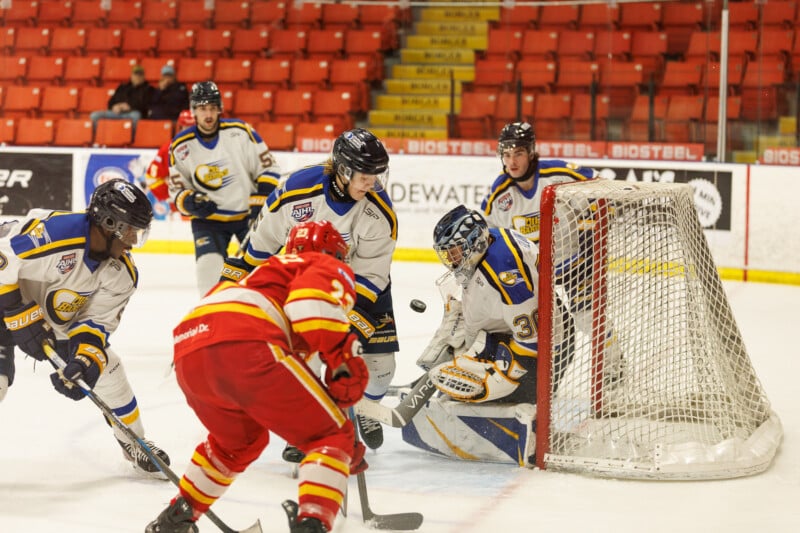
[117,438,170,480]
[282,499,327,532]
[356,413,383,450]
[146,497,198,533]
[282,443,305,463]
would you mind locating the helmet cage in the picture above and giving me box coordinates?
[433,206,489,285]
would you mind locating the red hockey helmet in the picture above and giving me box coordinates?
[177,109,195,128]
[285,220,349,261]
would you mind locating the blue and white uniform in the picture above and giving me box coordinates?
[168,119,281,295]
[481,159,594,243]
[246,163,399,400]
[0,209,148,443]
[403,227,541,465]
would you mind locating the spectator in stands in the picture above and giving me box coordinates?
[148,64,189,122]
[90,65,154,135]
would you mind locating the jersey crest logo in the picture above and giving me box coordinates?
[498,270,521,286]
[291,202,314,222]
[498,193,513,211]
[375,313,395,330]
[56,253,78,274]
[175,144,190,161]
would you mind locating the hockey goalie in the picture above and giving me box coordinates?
[401,205,566,466]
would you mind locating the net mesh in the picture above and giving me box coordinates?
[539,180,782,479]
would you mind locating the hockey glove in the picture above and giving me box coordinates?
[176,190,217,219]
[324,333,369,408]
[219,256,255,283]
[416,297,467,371]
[3,301,55,361]
[350,440,368,475]
[50,343,107,401]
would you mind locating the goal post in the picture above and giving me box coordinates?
[536,180,782,480]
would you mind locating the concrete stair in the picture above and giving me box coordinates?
[366,6,499,139]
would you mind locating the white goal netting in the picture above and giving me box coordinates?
[537,180,782,480]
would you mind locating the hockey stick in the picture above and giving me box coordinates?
[354,373,437,428]
[42,343,262,533]
[348,409,424,531]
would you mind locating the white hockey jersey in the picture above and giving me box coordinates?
[480,159,594,243]
[168,119,281,222]
[0,210,137,349]
[461,227,539,358]
[244,164,397,302]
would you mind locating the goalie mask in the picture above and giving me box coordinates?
[88,179,152,248]
[433,205,490,286]
[285,220,349,262]
[497,122,538,183]
[331,128,390,195]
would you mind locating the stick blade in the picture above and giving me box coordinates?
[239,520,263,533]
[366,512,424,530]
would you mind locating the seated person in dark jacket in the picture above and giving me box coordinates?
[90,64,155,134]
[148,64,189,122]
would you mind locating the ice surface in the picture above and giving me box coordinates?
[0,255,797,532]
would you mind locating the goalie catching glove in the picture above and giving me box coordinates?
[430,333,528,403]
[50,343,108,401]
[323,332,368,408]
[416,297,471,371]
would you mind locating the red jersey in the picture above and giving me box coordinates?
[173,252,356,364]
[145,142,171,203]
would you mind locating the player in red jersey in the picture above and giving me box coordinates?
[143,109,195,209]
[146,220,369,533]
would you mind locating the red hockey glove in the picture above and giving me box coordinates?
[350,441,368,475]
[324,333,368,408]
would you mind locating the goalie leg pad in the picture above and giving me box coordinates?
[400,396,536,466]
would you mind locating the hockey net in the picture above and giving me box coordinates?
[536,180,782,479]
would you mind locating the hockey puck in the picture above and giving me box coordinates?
[410,299,427,313]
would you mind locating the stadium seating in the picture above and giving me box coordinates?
[2,85,41,118]
[256,121,295,151]
[212,0,251,30]
[40,86,79,119]
[132,119,174,148]
[72,1,109,27]
[94,119,134,147]
[106,0,144,29]
[54,118,94,147]
[15,118,55,146]
[0,118,16,146]
[50,27,88,57]
[454,92,496,139]
[13,27,50,56]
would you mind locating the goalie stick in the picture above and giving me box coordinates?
[43,343,262,533]
[348,409,424,530]
[355,373,437,428]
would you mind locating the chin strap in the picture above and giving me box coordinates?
[329,175,354,202]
